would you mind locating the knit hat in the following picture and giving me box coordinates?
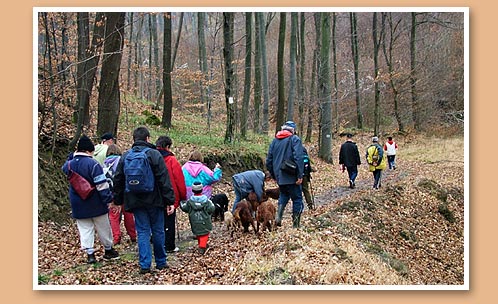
[100,132,115,141]
[346,133,353,138]
[77,135,95,152]
[372,136,379,142]
[192,182,203,193]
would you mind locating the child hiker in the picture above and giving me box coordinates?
[180,182,215,254]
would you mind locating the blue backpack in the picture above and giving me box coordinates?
[123,147,154,193]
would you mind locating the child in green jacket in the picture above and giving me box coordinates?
[180,182,215,254]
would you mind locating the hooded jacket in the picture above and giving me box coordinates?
[266,130,304,185]
[180,194,215,236]
[182,161,222,199]
[112,140,175,212]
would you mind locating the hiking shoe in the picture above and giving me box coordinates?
[156,264,169,270]
[349,180,354,189]
[140,268,151,274]
[87,253,97,264]
[166,247,179,253]
[103,248,120,260]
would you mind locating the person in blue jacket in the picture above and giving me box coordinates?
[62,134,119,264]
[265,121,305,228]
[231,169,271,214]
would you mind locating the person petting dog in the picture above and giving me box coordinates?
[231,170,271,216]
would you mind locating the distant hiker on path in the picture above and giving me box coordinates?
[339,133,362,189]
[366,136,387,189]
[384,136,398,170]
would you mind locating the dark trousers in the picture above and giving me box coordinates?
[372,169,383,189]
[164,208,176,251]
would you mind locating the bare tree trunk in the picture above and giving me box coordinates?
[126,12,134,91]
[197,12,209,123]
[97,12,125,137]
[287,12,298,122]
[350,12,363,129]
[410,12,420,131]
[332,12,339,133]
[276,12,286,134]
[241,12,252,139]
[298,12,308,140]
[223,13,235,143]
[382,13,405,133]
[162,12,173,129]
[253,13,262,134]
[372,12,383,136]
[257,12,270,134]
[318,12,333,163]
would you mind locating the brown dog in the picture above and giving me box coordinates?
[233,200,256,235]
[256,201,276,232]
[265,187,280,200]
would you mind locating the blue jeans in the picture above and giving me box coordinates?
[231,178,247,213]
[346,166,358,183]
[133,207,166,269]
[387,155,396,169]
[278,184,304,214]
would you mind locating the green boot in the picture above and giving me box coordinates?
[275,204,285,227]
[292,212,302,228]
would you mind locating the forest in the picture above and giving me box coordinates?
[36,9,466,288]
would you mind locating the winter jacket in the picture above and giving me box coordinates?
[384,140,398,156]
[62,152,113,219]
[339,140,362,167]
[182,161,222,199]
[93,143,108,165]
[232,170,266,202]
[366,143,387,172]
[112,140,175,212]
[266,130,304,185]
[158,149,187,209]
[180,194,215,236]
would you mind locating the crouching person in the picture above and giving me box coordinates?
[180,182,215,254]
[62,135,119,264]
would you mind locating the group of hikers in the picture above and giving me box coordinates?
[61,122,398,274]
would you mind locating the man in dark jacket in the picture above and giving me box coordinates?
[339,133,362,189]
[266,121,304,228]
[113,127,175,274]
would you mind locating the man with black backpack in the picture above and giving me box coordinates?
[113,127,175,274]
[366,136,387,189]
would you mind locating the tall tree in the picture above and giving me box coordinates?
[382,12,405,133]
[162,12,173,129]
[350,12,363,129]
[149,13,160,101]
[197,12,209,127]
[318,12,333,163]
[410,12,420,131]
[223,12,235,143]
[253,12,262,134]
[287,12,298,122]
[276,12,287,134]
[312,12,322,145]
[257,12,270,134]
[97,12,126,137]
[332,12,339,132]
[372,12,385,135]
[126,12,134,91]
[241,12,252,139]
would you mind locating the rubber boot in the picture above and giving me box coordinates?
[275,204,285,227]
[292,212,301,228]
